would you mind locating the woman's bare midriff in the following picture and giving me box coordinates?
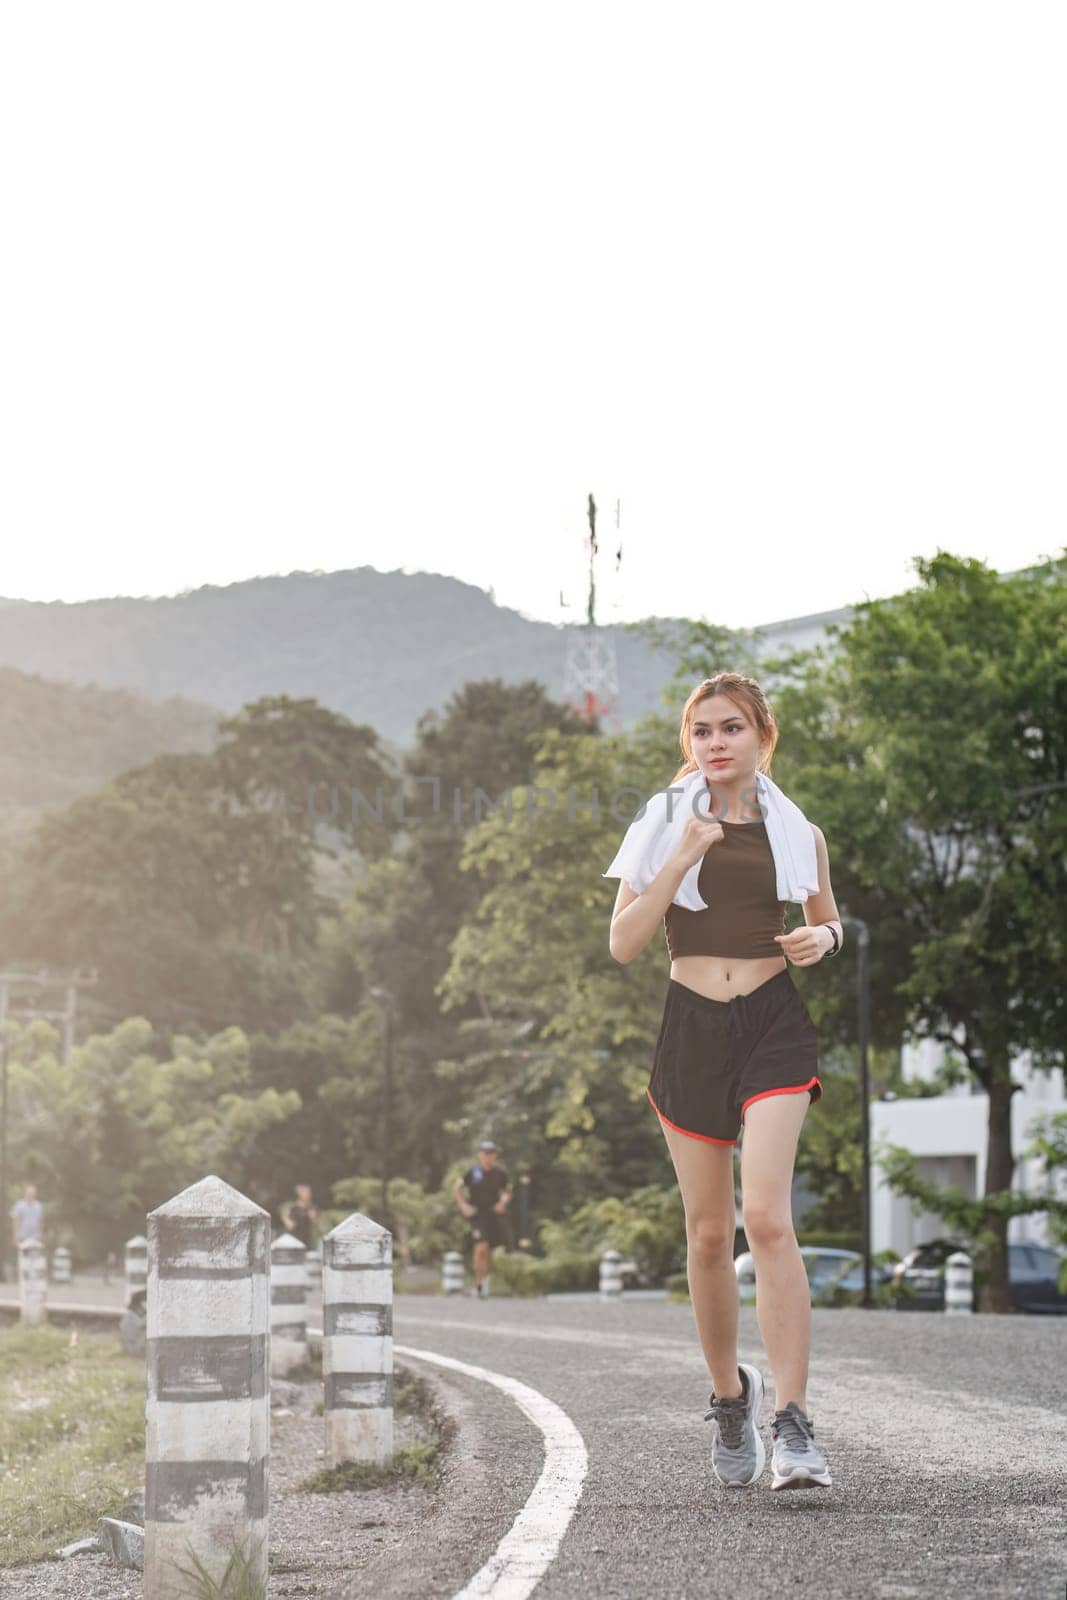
[670,952,787,1001]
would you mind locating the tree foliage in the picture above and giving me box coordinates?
[767,551,1067,1308]
[3,1015,299,1258]
[1,558,1061,1308]
[0,695,394,1032]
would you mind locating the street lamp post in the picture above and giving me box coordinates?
[517,1171,532,1250]
[368,987,393,1233]
[842,912,873,1307]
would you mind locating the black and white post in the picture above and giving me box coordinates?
[270,1231,308,1376]
[19,1238,47,1326]
[322,1212,393,1467]
[125,1234,148,1306]
[144,1176,270,1600]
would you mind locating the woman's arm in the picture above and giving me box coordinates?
[775,823,843,965]
[608,854,691,964]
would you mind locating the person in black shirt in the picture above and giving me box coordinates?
[453,1141,512,1297]
[281,1183,319,1250]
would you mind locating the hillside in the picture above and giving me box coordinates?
[0,567,685,747]
[0,666,222,822]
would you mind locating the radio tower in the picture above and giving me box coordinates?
[560,494,623,731]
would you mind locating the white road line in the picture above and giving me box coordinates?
[394,1341,588,1600]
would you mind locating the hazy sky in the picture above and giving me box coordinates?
[2,3,1063,629]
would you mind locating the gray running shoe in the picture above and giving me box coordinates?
[770,1401,832,1489]
[703,1361,766,1488]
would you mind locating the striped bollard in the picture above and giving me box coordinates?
[51,1246,73,1285]
[441,1251,465,1294]
[945,1250,973,1315]
[599,1249,624,1300]
[145,1176,270,1600]
[19,1239,48,1326]
[323,1213,393,1466]
[125,1234,148,1307]
[271,1232,308,1376]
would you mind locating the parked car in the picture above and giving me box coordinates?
[893,1237,1067,1313]
[801,1247,895,1304]
[734,1247,893,1306]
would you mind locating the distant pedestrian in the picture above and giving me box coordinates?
[280,1183,319,1249]
[10,1183,43,1251]
[605,673,839,1491]
[454,1142,512,1298]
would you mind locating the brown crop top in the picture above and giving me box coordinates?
[663,818,788,960]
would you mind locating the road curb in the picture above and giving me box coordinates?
[323,1351,546,1599]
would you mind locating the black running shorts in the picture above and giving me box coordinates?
[468,1211,509,1248]
[647,969,822,1146]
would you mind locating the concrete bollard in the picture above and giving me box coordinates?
[945,1250,974,1314]
[271,1232,309,1376]
[120,1303,148,1361]
[19,1239,48,1326]
[322,1212,393,1467]
[441,1251,465,1294]
[125,1235,148,1307]
[51,1246,73,1285]
[306,1246,323,1293]
[599,1248,624,1300]
[144,1176,270,1600]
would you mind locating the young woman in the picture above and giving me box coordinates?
[607,672,842,1491]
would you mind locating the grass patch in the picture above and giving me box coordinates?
[279,1354,322,1383]
[175,1541,267,1600]
[298,1440,439,1492]
[0,1325,145,1568]
[298,1365,455,1493]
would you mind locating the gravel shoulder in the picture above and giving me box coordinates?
[0,1358,456,1600]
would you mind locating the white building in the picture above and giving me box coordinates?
[870,1043,1067,1255]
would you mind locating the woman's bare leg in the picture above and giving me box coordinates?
[739,1090,812,1412]
[657,1119,742,1399]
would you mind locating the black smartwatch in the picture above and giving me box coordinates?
[822,923,840,956]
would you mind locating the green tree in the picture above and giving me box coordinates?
[3,1015,299,1258]
[307,679,594,1191]
[242,1009,389,1224]
[770,551,1067,1310]
[214,692,397,863]
[0,696,393,1033]
[436,723,680,1209]
[329,1174,465,1266]
[1021,1109,1067,1291]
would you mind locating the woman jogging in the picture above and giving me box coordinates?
[604,672,842,1491]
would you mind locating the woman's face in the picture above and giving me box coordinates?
[688,694,765,788]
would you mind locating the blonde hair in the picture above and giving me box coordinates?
[669,673,779,785]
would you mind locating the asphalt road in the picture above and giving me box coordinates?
[6,1277,1063,1596]
[359,1292,1067,1600]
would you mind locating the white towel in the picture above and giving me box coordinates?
[602,766,819,910]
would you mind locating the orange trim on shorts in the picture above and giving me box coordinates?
[646,1086,737,1146]
[740,1076,822,1121]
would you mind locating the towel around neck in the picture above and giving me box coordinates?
[602,766,820,910]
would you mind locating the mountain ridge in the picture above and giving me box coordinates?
[0,564,688,747]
